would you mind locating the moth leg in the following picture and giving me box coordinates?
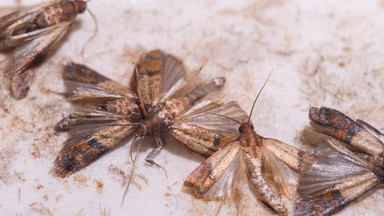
[145,133,168,177]
[145,132,163,165]
[11,68,35,99]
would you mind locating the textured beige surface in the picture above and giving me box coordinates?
[1,0,384,215]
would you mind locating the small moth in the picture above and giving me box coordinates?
[53,49,247,177]
[0,0,88,99]
[184,75,315,215]
[296,107,384,216]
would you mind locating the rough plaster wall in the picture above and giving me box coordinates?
[0,0,384,215]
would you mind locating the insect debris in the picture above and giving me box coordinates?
[184,72,315,216]
[296,107,384,216]
[0,0,89,99]
[53,49,248,178]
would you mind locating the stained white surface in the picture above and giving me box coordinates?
[1,0,384,215]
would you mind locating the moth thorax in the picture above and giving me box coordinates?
[36,1,86,27]
[139,117,160,135]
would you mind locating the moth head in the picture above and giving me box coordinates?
[238,121,254,133]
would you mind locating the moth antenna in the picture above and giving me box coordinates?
[248,70,273,123]
[81,8,98,61]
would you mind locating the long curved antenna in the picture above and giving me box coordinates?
[81,7,98,61]
[248,70,273,123]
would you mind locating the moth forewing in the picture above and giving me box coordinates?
[0,0,87,99]
[262,138,316,173]
[261,146,299,197]
[183,141,241,197]
[53,62,142,177]
[309,107,384,157]
[53,125,137,177]
[63,63,139,101]
[171,101,248,157]
[241,138,287,215]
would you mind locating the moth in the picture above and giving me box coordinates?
[53,49,248,177]
[184,76,315,215]
[296,107,384,216]
[0,0,87,99]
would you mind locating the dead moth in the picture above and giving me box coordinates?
[184,75,315,216]
[53,49,247,177]
[296,107,384,216]
[0,0,88,99]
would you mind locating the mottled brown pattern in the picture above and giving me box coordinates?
[64,63,107,84]
[54,50,236,177]
[184,160,213,196]
[37,1,86,27]
[0,0,87,98]
[135,49,163,110]
[296,186,350,216]
[171,125,237,157]
[185,119,312,215]
[309,107,362,144]
[298,106,384,215]
[309,107,384,165]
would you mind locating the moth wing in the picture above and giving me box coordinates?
[295,139,379,216]
[55,112,125,132]
[53,124,136,177]
[356,119,384,144]
[176,100,248,132]
[160,52,186,95]
[295,171,378,216]
[298,139,372,196]
[7,22,70,77]
[63,63,138,101]
[261,145,299,197]
[170,101,246,157]
[262,138,315,174]
[136,50,186,111]
[53,64,142,177]
[309,107,384,157]
[0,0,60,33]
[183,141,241,198]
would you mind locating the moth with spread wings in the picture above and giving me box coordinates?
[53,49,248,177]
[0,0,87,99]
[184,78,315,216]
[296,107,384,216]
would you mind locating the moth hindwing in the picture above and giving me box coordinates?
[0,0,87,99]
[295,107,384,216]
[54,49,247,177]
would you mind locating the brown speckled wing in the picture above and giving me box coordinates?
[309,107,384,157]
[53,125,136,177]
[53,63,142,177]
[0,0,87,99]
[296,140,379,216]
[184,141,241,197]
[171,101,246,157]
